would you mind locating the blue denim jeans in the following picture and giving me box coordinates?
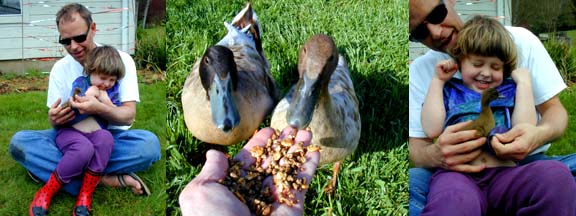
[9,129,161,195]
[409,152,576,216]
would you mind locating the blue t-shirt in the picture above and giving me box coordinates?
[67,76,121,128]
[444,78,516,130]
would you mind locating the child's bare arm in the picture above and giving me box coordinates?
[511,68,537,126]
[98,90,116,107]
[421,60,458,138]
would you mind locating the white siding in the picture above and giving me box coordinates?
[0,0,136,61]
[409,0,512,61]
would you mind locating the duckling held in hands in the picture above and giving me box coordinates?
[461,87,501,137]
[181,3,276,145]
[271,34,361,194]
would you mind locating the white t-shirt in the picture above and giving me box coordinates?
[47,45,140,130]
[409,26,566,154]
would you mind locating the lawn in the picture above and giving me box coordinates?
[166,0,409,215]
[548,86,576,156]
[0,73,166,215]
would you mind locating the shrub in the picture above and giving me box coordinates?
[543,36,576,85]
[134,26,167,72]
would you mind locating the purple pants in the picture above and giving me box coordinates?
[55,128,114,183]
[422,160,576,216]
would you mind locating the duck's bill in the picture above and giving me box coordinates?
[209,77,240,133]
[287,75,319,129]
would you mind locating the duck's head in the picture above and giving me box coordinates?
[199,45,240,132]
[481,87,502,106]
[287,34,339,129]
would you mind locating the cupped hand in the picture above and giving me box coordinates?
[48,98,74,126]
[491,123,542,161]
[436,120,486,173]
[179,127,319,216]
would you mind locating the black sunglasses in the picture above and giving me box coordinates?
[59,25,91,45]
[409,0,448,42]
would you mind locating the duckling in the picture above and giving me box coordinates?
[181,3,276,145]
[461,87,500,137]
[461,88,517,167]
[271,34,361,194]
[61,87,82,109]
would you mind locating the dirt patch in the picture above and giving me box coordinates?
[0,75,48,94]
[0,70,164,95]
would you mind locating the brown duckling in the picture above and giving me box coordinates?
[461,87,500,137]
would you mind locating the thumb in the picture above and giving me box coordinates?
[494,127,521,144]
[198,149,229,181]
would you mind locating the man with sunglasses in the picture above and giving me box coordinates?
[409,0,576,215]
[9,3,161,198]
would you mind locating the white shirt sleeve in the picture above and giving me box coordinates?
[409,51,451,138]
[47,56,84,108]
[508,26,567,105]
[117,50,140,103]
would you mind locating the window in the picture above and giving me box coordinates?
[0,0,21,15]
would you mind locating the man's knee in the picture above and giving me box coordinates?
[9,131,28,162]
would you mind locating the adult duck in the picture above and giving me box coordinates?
[271,34,361,193]
[181,3,276,145]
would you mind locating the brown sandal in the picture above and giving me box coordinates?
[117,173,151,196]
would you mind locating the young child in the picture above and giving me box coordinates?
[29,45,125,216]
[420,15,575,215]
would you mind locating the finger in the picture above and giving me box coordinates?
[443,120,474,133]
[197,150,229,181]
[235,127,275,167]
[52,107,74,125]
[494,128,522,144]
[441,136,485,156]
[60,108,75,123]
[449,163,486,173]
[443,147,483,166]
[441,60,458,72]
[491,137,525,161]
[51,98,62,109]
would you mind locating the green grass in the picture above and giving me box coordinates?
[548,86,576,156]
[0,75,166,215]
[166,0,408,215]
[135,26,167,72]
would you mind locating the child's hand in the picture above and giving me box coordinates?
[98,90,116,106]
[435,60,458,82]
[84,86,101,98]
[511,68,532,85]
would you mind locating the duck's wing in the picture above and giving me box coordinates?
[327,54,361,147]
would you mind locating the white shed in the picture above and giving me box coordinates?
[409,0,512,61]
[0,0,136,61]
